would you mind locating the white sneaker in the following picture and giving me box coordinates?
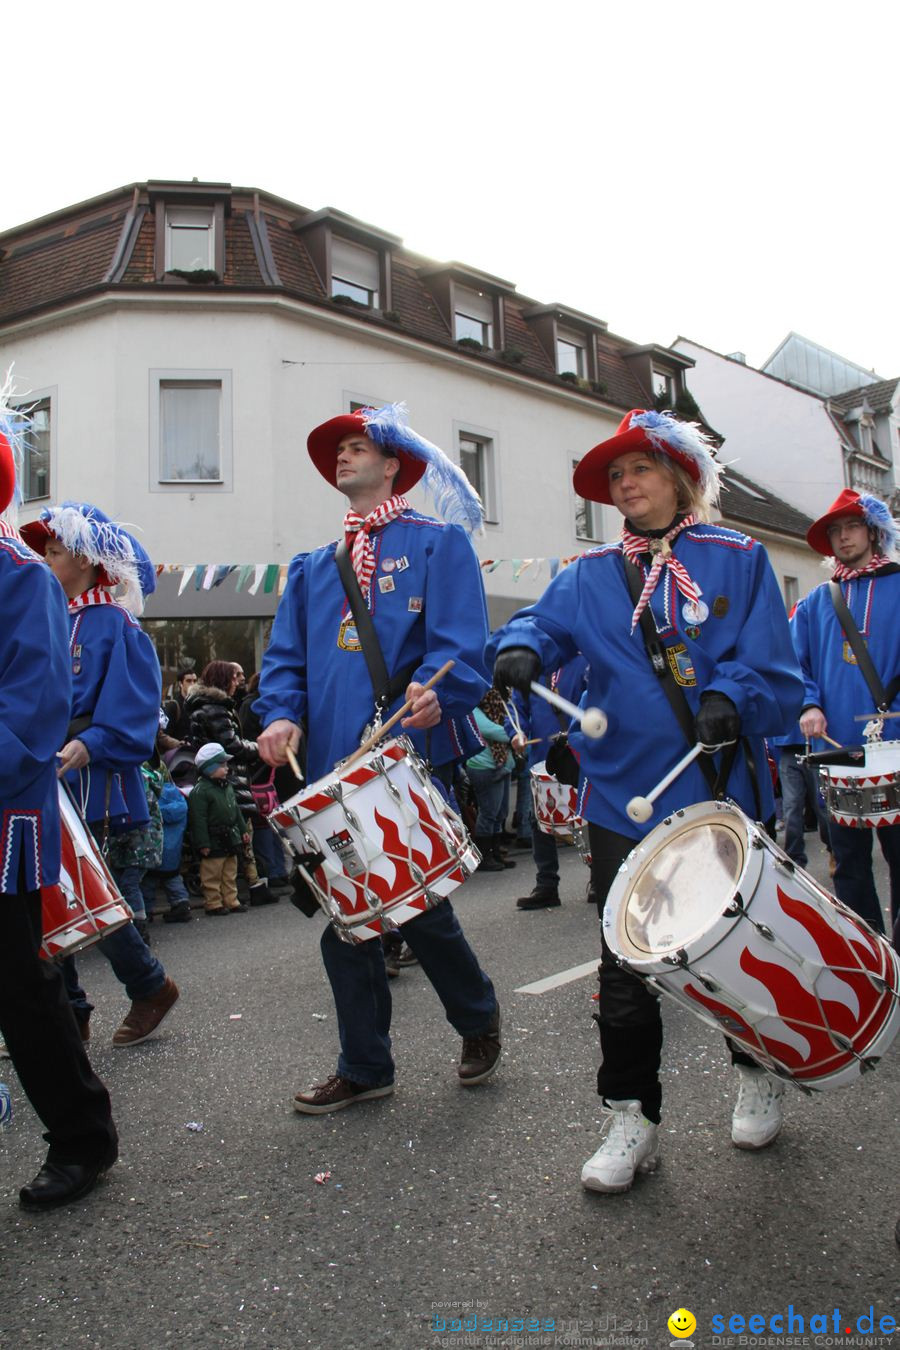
[731,1066,785,1149]
[581,1099,659,1193]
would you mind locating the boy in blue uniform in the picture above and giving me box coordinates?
[794,488,900,939]
[0,400,117,1208]
[489,409,802,1191]
[22,503,179,1047]
[256,403,500,1111]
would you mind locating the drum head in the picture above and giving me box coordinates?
[618,812,746,958]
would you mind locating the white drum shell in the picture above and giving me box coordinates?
[819,740,900,829]
[272,738,478,941]
[531,762,581,838]
[41,786,133,959]
[603,800,900,1091]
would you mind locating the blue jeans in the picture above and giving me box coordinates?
[142,872,190,914]
[112,864,146,921]
[252,822,289,882]
[320,899,497,1086]
[828,820,900,936]
[531,820,560,888]
[779,748,828,866]
[467,765,510,836]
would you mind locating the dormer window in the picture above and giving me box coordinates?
[454,287,494,347]
[331,237,380,308]
[652,368,676,404]
[557,329,586,378]
[165,207,215,272]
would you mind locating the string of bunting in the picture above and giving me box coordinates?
[153,553,585,598]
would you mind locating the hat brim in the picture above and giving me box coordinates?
[0,433,15,516]
[573,425,702,506]
[307,414,426,495]
[806,504,866,556]
[19,516,119,586]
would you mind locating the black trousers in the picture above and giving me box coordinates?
[0,888,117,1166]
[588,823,756,1123]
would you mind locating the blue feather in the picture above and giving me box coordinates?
[362,402,484,532]
[629,410,721,502]
[859,494,899,556]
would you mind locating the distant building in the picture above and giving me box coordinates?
[1,180,814,677]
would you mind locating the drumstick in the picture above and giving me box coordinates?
[529,682,608,740]
[626,739,734,824]
[853,710,900,720]
[342,660,456,768]
[286,746,304,781]
[821,733,844,750]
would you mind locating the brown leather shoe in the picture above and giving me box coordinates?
[78,1016,91,1044]
[293,1074,394,1114]
[111,977,179,1047]
[458,1007,501,1085]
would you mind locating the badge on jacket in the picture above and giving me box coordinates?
[666,643,697,687]
[337,617,362,651]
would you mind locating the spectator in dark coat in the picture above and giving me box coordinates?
[185,662,276,905]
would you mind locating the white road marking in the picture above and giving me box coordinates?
[515,959,599,995]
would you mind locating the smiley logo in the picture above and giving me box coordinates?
[667,1308,697,1340]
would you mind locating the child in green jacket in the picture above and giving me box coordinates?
[189,743,251,916]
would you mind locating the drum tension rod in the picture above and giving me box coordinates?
[723,891,746,917]
[661,948,690,968]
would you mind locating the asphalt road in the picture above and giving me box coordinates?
[1,830,897,1350]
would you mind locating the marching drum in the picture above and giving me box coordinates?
[271,737,479,942]
[603,800,900,1091]
[817,740,900,829]
[531,762,581,838]
[41,785,133,960]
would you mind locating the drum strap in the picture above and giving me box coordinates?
[623,557,741,802]
[334,541,419,713]
[828,582,900,712]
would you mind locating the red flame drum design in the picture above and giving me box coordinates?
[41,784,133,960]
[818,740,900,829]
[531,762,582,838]
[272,738,480,942]
[603,800,900,1091]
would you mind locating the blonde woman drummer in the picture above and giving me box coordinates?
[488,409,802,1193]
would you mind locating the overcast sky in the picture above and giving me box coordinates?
[5,0,897,377]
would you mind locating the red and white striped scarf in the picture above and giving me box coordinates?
[621,514,699,631]
[68,586,119,613]
[343,494,410,595]
[831,553,889,582]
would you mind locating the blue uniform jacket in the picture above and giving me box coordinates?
[486,523,803,839]
[792,564,900,749]
[0,537,71,891]
[66,603,162,827]
[255,510,490,781]
[511,655,589,768]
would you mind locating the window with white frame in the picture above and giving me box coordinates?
[573,458,602,540]
[783,575,799,610]
[165,207,215,272]
[11,396,51,502]
[458,431,497,522]
[157,379,223,483]
[331,238,380,307]
[454,287,493,347]
[557,329,586,377]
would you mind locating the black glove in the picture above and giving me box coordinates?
[695,691,740,746]
[493,646,541,696]
[545,735,579,787]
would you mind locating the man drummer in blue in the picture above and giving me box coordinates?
[22,503,179,1048]
[794,489,900,941]
[489,409,802,1192]
[0,391,118,1209]
[256,403,500,1112]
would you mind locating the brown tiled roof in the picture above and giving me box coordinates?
[0,181,694,416]
[828,377,899,416]
[0,207,129,323]
[718,467,812,540]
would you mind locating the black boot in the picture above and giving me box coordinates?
[491,837,516,869]
[474,836,505,872]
